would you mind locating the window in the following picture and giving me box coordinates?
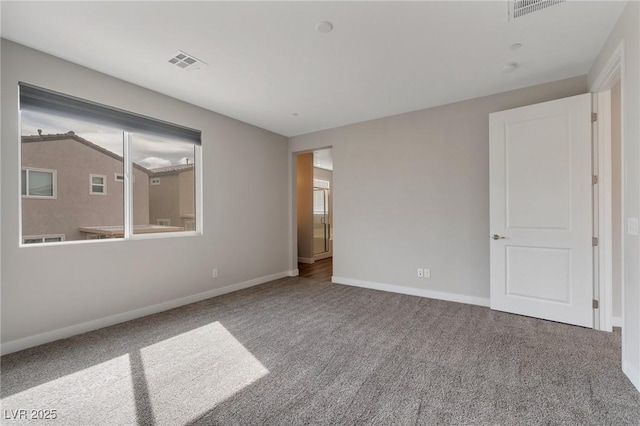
[21,168,56,198]
[90,174,107,195]
[314,189,329,214]
[184,220,196,231]
[23,235,65,244]
[19,83,201,245]
[134,134,196,236]
[313,179,330,189]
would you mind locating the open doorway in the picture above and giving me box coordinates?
[296,148,333,282]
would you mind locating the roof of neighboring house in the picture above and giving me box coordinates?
[22,132,151,174]
[149,163,194,177]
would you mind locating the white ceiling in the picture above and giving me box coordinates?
[1,1,626,137]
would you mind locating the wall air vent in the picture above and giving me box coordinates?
[509,0,566,21]
[168,51,207,71]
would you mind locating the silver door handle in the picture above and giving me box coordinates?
[491,234,507,240]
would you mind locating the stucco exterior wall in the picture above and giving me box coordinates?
[21,137,150,241]
[149,173,180,228]
[179,169,195,225]
[148,167,195,230]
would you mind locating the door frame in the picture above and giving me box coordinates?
[290,147,333,270]
[591,40,625,332]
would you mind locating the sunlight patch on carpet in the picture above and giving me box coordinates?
[140,321,269,424]
[0,355,136,425]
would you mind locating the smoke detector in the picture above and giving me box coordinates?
[168,51,207,71]
[509,0,566,21]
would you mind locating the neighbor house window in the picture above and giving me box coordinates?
[23,235,65,244]
[21,168,56,198]
[90,174,107,195]
[19,82,201,245]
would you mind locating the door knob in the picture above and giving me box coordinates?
[492,234,507,240]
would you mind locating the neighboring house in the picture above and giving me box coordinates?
[21,132,151,242]
[148,163,196,231]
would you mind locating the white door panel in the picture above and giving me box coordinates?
[506,114,571,229]
[490,93,593,328]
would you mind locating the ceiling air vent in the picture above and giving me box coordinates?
[509,0,566,21]
[168,51,207,71]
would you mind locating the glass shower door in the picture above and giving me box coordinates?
[313,188,330,255]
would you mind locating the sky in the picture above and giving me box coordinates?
[21,110,195,170]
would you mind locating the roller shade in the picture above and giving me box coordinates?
[19,82,201,145]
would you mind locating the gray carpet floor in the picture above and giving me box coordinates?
[2,276,639,425]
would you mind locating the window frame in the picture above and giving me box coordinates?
[313,178,330,189]
[89,174,107,195]
[22,234,65,245]
[122,132,202,241]
[21,167,57,199]
[18,84,203,247]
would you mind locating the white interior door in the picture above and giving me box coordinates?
[489,93,593,328]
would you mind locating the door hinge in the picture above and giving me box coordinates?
[592,175,598,185]
[592,112,598,122]
[593,299,599,309]
[593,237,599,247]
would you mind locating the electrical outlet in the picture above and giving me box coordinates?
[417,268,424,278]
[629,218,639,236]
[424,268,431,279]
[212,268,219,278]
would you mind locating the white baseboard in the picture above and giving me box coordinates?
[289,268,299,277]
[622,359,640,393]
[1,269,297,356]
[331,276,490,307]
[612,316,623,328]
[298,257,315,264]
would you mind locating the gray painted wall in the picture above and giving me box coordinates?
[588,0,640,391]
[1,40,290,344]
[291,76,588,301]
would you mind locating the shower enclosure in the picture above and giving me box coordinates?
[313,187,330,255]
